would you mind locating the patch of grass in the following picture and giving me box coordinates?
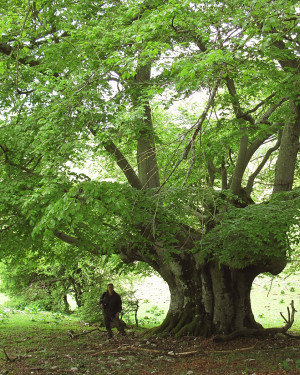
[0,311,299,375]
[251,273,300,331]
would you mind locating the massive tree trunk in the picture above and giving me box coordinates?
[156,262,261,337]
[121,236,287,337]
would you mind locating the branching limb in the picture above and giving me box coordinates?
[206,159,221,187]
[87,125,142,190]
[257,97,289,124]
[0,144,43,174]
[54,231,100,256]
[102,139,142,190]
[245,131,282,196]
[242,92,277,118]
[156,72,223,194]
[225,75,287,197]
[225,76,255,124]
[280,300,296,331]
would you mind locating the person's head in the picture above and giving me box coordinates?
[107,283,114,295]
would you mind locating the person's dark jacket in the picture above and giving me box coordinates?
[100,291,122,316]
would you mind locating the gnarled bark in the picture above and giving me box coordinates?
[121,242,284,338]
[153,260,265,337]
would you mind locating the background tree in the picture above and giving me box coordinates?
[0,0,299,337]
[0,251,146,321]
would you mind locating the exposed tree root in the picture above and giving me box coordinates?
[144,312,179,337]
[213,300,297,342]
[283,333,300,339]
[146,309,214,338]
[174,316,199,337]
[2,347,18,362]
[89,344,209,357]
[67,328,101,339]
[88,343,265,358]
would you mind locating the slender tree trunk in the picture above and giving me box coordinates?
[63,294,71,313]
[134,63,160,189]
[273,102,300,193]
[70,277,83,308]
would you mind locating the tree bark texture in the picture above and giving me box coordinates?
[273,102,300,193]
[153,260,266,337]
[134,63,160,189]
[120,242,285,337]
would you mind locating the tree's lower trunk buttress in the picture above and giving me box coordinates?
[153,259,263,337]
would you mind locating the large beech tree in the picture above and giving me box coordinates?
[0,0,299,337]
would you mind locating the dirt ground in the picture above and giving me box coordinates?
[1,324,299,375]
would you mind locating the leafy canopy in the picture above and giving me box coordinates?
[0,0,299,272]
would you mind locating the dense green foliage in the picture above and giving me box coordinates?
[0,253,150,321]
[0,0,299,325]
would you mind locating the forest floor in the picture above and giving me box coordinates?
[0,313,299,375]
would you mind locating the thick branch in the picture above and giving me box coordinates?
[156,73,223,194]
[54,230,79,245]
[87,125,142,190]
[273,40,299,70]
[206,159,220,187]
[183,206,208,221]
[226,75,255,195]
[246,121,283,161]
[225,76,255,125]
[134,63,160,189]
[103,140,142,190]
[257,97,289,124]
[221,158,228,189]
[245,132,282,196]
[230,120,285,197]
[0,42,40,67]
[273,102,300,193]
[225,79,287,194]
[230,131,249,196]
[54,230,99,256]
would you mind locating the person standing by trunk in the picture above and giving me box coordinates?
[99,283,126,339]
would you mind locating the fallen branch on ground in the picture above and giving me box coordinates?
[68,328,101,339]
[2,347,18,362]
[89,345,209,357]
